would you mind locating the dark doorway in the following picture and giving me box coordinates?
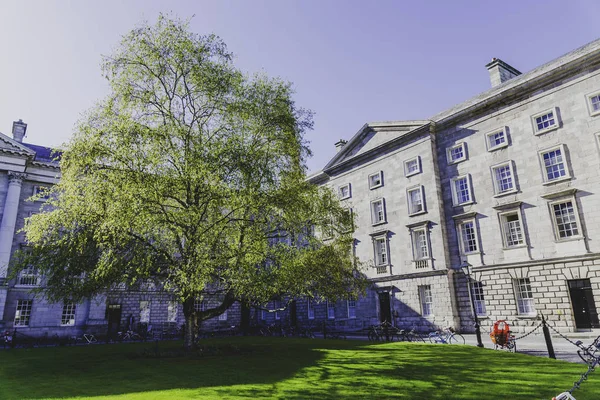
[106,304,122,340]
[240,302,250,334]
[568,279,600,329]
[378,292,391,323]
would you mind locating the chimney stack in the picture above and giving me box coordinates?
[485,58,521,88]
[12,119,27,143]
[334,139,347,153]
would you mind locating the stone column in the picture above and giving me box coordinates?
[0,172,25,281]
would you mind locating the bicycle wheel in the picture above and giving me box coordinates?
[428,333,439,343]
[368,330,377,342]
[410,332,426,343]
[448,333,465,344]
[507,340,517,353]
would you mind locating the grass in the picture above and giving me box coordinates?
[1,337,599,400]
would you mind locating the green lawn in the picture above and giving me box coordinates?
[1,337,598,400]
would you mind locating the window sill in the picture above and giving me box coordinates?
[476,315,490,320]
[372,221,387,227]
[447,158,466,166]
[502,244,528,251]
[542,176,572,186]
[461,251,480,256]
[405,170,420,178]
[589,110,600,117]
[516,314,538,319]
[534,126,559,136]
[340,196,351,201]
[453,201,474,208]
[369,184,383,190]
[487,143,508,152]
[554,235,585,243]
[408,210,427,217]
[493,189,518,198]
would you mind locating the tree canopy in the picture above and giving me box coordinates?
[15,15,367,347]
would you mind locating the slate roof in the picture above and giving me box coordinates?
[21,143,61,163]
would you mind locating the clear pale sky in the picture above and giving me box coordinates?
[1,0,598,173]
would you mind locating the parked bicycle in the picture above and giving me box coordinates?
[428,327,465,344]
[117,329,142,341]
[396,327,426,343]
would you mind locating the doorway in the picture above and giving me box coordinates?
[378,292,391,323]
[106,304,122,340]
[568,279,600,329]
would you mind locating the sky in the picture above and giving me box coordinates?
[0,0,599,173]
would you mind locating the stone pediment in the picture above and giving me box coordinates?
[0,131,35,156]
[323,120,430,171]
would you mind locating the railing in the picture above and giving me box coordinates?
[18,274,39,286]
[414,259,429,269]
[376,265,387,274]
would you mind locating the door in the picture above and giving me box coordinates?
[106,304,122,340]
[378,292,391,323]
[568,279,600,329]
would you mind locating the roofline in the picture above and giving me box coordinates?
[431,38,600,126]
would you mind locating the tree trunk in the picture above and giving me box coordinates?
[182,297,198,350]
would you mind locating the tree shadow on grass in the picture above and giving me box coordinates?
[2,339,599,400]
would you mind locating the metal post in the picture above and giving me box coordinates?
[541,314,556,359]
[462,263,484,348]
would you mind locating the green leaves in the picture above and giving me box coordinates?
[14,15,367,336]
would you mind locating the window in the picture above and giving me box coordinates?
[539,145,570,183]
[338,183,351,200]
[411,228,429,260]
[404,157,421,176]
[499,211,524,247]
[485,127,508,151]
[451,175,473,206]
[32,185,50,201]
[14,300,32,326]
[274,301,281,320]
[515,278,536,315]
[532,108,559,135]
[370,199,386,225]
[307,300,315,320]
[261,308,267,320]
[407,186,426,215]
[457,220,478,254]
[491,161,516,195]
[140,301,151,323]
[347,299,356,319]
[368,171,383,189]
[586,92,600,116]
[447,143,467,164]
[18,266,39,286]
[168,301,178,322]
[550,199,581,240]
[373,236,388,266]
[419,285,433,317]
[219,310,228,321]
[472,282,486,316]
[61,303,76,326]
[327,301,335,319]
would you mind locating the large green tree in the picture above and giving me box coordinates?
[16,16,366,347]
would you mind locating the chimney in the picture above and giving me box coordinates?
[334,139,347,153]
[12,119,27,143]
[485,58,522,88]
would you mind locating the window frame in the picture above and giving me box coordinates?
[338,183,351,200]
[14,299,32,327]
[307,299,315,320]
[446,142,467,165]
[456,218,479,255]
[498,210,526,248]
[372,235,389,266]
[167,301,178,323]
[490,160,517,196]
[485,126,509,152]
[450,174,473,206]
[419,285,433,317]
[586,91,600,117]
[407,185,426,216]
[347,299,357,319]
[17,266,40,286]
[370,198,387,225]
[410,227,430,261]
[218,310,228,321]
[32,185,51,202]
[326,300,335,320]
[368,171,383,189]
[61,302,76,326]
[548,197,583,241]
[140,300,151,323]
[514,278,536,316]
[404,156,421,177]
[531,107,560,135]
[471,281,487,317]
[538,144,571,185]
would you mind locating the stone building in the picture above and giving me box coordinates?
[305,38,600,335]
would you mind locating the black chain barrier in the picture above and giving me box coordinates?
[511,322,543,341]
